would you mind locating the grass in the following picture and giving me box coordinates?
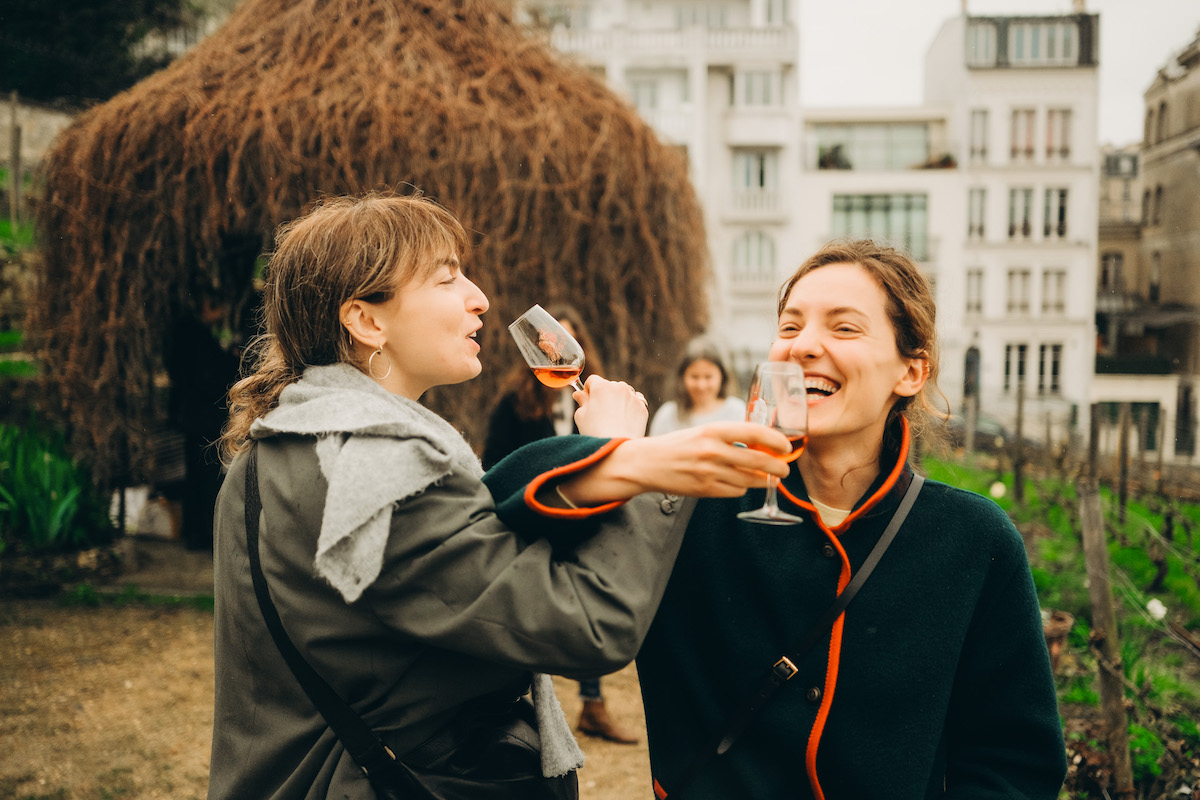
[0,218,35,251]
[62,582,214,612]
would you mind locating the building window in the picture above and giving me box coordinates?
[831,193,928,260]
[1007,269,1031,314]
[1042,269,1066,314]
[966,20,997,66]
[1044,188,1068,239]
[766,0,789,25]
[1004,343,1029,392]
[1153,185,1163,225]
[814,123,930,171]
[1046,109,1071,161]
[1145,108,1156,145]
[968,188,986,239]
[1009,20,1077,65]
[1100,252,1123,292]
[676,4,728,27]
[738,71,777,107]
[1157,101,1167,142]
[1010,109,1035,162]
[969,109,988,162]
[630,79,658,113]
[1038,343,1063,395]
[732,149,779,211]
[1142,189,1152,224]
[966,269,983,315]
[1008,188,1033,239]
[731,231,775,282]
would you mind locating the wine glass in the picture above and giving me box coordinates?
[737,361,808,526]
[508,304,586,391]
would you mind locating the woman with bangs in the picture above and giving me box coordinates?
[638,240,1067,800]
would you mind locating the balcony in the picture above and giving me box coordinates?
[724,110,795,147]
[549,26,797,65]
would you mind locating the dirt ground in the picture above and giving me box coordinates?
[0,539,651,800]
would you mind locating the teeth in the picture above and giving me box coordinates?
[804,377,839,395]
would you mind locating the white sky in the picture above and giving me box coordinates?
[798,0,1200,146]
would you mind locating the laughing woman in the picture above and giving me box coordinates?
[638,240,1067,800]
[207,192,790,800]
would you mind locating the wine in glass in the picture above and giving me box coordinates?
[737,361,808,526]
[508,304,587,391]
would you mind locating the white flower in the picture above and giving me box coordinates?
[989,481,1007,499]
[1147,599,1167,621]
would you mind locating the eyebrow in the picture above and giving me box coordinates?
[780,305,869,319]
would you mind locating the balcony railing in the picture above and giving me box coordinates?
[549,26,797,63]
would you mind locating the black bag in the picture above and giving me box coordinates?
[243,444,578,800]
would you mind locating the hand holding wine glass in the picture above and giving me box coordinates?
[737,361,808,525]
[508,304,586,391]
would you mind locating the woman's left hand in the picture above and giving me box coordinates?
[573,375,649,439]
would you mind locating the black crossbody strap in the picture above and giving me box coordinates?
[243,445,418,786]
[658,473,924,799]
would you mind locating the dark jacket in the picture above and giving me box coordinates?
[209,434,690,799]
[482,390,572,470]
[638,419,1067,799]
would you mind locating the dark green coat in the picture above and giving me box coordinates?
[209,434,688,799]
[638,421,1067,799]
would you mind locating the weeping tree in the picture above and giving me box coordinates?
[28,0,709,488]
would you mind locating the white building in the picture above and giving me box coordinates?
[523,1,1100,442]
[518,0,802,384]
[922,10,1100,441]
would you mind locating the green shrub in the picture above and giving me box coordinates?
[1127,723,1164,784]
[0,422,115,555]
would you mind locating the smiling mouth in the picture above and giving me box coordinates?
[804,377,840,398]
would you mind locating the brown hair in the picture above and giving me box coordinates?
[672,339,734,416]
[220,191,470,462]
[498,303,605,423]
[776,239,946,441]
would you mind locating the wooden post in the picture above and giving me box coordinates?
[965,392,978,466]
[8,90,21,228]
[1156,410,1166,498]
[1013,374,1026,504]
[1079,478,1135,798]
[1087,402,1100,480]
[1117,403,1129,525]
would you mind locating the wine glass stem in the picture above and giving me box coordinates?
[571,378,585,392]
[763,475,781,511]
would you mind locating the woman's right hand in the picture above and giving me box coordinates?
[556,422,792,505]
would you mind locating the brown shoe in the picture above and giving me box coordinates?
[577,699,640,744]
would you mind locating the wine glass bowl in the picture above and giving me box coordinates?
[508,305,587,391]
[737,362,808,525]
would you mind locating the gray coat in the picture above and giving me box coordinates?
[208,434,690,799]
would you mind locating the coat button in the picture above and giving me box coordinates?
[821,543,836,558]
[806,686,822,703]
[660,497,676,514]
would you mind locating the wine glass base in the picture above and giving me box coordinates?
[737,508,804,526]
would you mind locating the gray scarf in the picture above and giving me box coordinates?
[251,363,584,776]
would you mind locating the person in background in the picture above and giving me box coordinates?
[648,340,746,437]
[483,304,641,745]
[638,240,1067,799]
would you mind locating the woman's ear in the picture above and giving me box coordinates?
[893,356,929,399]
[339,298,383,350]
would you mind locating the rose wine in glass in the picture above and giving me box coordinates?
[737,361,808,525]
[508,305,587,391]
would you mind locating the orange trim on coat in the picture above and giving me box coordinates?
[780,417,912,798]
[653,778,668,799]
[523,438,630,518]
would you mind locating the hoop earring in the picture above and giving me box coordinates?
[368,346,392,380]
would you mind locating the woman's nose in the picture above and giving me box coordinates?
[789,327,822,361]
[465,277,489,314]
